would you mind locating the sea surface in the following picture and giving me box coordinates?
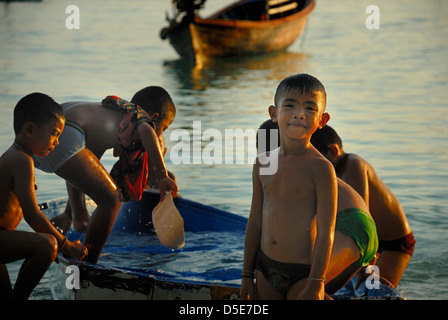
[0,0,447,300]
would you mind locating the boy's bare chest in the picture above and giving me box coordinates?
[260,159,316,196]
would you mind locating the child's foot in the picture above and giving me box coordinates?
[50,212,73,235]
[73,217,89,233]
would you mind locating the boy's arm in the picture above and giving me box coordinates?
[299,160,337,300]
[241,161,263,300]
[13,154,66,243]
[136,122,178,199]
[13,154,87,259]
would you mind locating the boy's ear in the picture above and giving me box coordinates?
[23,122,34,137]
[318,112,330,129]
[268,105,278,122]
[329,144,340,157]
[150,113,160,120]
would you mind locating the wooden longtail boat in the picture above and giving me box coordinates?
[44,191,404,300]
[160,0,315,66]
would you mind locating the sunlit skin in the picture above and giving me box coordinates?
[241,88,338,300]
[48,101,177,263]
[0,117,87,299]
[0,119,64,230]
[251,120,381,295]
[322,143,412,288]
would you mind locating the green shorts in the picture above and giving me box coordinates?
[335,208,378,267]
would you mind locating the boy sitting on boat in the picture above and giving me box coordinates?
[34,86,178,263]
[311,125,415,288]
[0,93,87,300]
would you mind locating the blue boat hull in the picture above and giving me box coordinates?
[113,191,247,234]
[45,191,404,300]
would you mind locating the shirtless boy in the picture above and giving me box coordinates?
[311,125,415,288]
[251,119,379,296]
[34,86,178,263]
[0,93,87,300]
[325,178,378,293]
[241,74,337,300]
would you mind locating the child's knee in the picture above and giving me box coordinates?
[108,188,122,210]
[97,188,122,211]
[37,234,58,261]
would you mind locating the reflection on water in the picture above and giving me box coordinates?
[1,0,448,300]
[164,50,310,91]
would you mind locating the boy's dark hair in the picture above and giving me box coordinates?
[131,86,176,120]
[13,92,64,135]
[311,125,342,154]
[257,119,280,152]
[274,73,327,107]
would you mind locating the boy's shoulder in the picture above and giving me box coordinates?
[309,145,332,163]
[0,146,33,184]
[345,153,372,170]
[254,148,279,176]
[342,153,379,182]
[1,146,33,168]
[302,147,336,179]
[311,151,335,172]
[256,147,279,163]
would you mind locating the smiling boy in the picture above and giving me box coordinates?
[241,74,337,300]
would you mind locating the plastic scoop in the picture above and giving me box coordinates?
[152,193,185,249]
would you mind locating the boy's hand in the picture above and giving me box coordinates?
[296,280,325,300]
[158,176,178,200]
[240,277,257,300]
[63,240,88,260]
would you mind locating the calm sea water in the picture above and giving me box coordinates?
[1,0,447,300]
